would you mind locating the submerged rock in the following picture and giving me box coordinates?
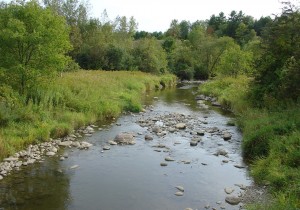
[70,165,79,170]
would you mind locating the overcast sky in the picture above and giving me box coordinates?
[88,0,283,32]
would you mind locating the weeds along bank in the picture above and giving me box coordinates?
[199,76,300,210]
[0,70,177,160]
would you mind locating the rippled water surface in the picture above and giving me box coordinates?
[0,84,252,210]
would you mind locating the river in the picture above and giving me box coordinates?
[0,83,252,210]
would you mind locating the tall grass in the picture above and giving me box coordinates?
[199,75,251,114]
[0,70,176,159]
[199,76,300,209]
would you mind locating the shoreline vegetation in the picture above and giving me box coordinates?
[199,77,300,210]
[0,71,176,160]
[1,1,299,209]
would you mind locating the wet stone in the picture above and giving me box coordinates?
[174,191,184,196]
[175,123,186,129]
[70,165,79,170]
[160,162,168,166]
[196,130,205,136]
[223,132,232,141]
[103,146,110,150]
[165,157,175,161]
[225,187,235,194]
[225,196,241,205]
[190,141,198,146]
[145,135,154,141]
[175,186,184,192]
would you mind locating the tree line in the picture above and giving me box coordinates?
[0,0,299,105]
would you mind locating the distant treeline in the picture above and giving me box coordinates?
[0,0,299,103]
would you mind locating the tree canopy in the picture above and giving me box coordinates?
[0,0,71,94]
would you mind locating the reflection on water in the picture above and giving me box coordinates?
[0,158,70,210]
[0,83,251,210]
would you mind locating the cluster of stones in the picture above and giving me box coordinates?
[195,94,222,107]
[0,125,96,180]
[137,112,232,148]
[135,107,248,208]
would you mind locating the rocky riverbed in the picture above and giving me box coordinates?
[0,84,270,210]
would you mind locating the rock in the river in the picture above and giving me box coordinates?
[4,157,18,162]
[168,127,176,133]
[225,196,241,205]
[0,175,3,180]
[46,152,56,156]
[234,164,246,169]
[174,191,184,196]
[144,134,153,141]
[165,157,175,161]
[176,186,184,192]
[214,149,228,156]
[224,187,235,194]
[114,133,135,145]
[70,165,79,169]
[108,140,117,145]
[223,132,232,141]
[196,130,205,136]
[185,208,193,210]
[175,123,186,129]
[152,126,162,134]
[190,141,198,146]
[103,145,110,150]
[160,162,168,166]
[79,141,93,149]
[59,141,73,147]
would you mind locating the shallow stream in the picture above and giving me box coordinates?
[0,83,252,210]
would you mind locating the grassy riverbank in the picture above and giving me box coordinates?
[0,70,176,160]
[199,77,300,210]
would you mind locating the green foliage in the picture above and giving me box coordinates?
[132,38,168,74]
[252,2,300,104]
[207,10,257,45]
[215,44,254,77]
[0,1,71,94]
[199,75,251,113]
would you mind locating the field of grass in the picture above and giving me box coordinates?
[199,76,300,210]
[0,70,176,159]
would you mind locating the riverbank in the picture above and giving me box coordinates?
[198,76,300,210]
[0,70,177,160]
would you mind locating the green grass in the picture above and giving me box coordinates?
[199,75,251,114]
[199,76,300,209]
[0,70,176,159]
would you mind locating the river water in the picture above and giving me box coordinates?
[0,83,252,210]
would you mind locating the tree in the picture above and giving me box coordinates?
[252,1,300,103]
[132,37,168,74]
[215,44,254,77]
[0,1,71,95]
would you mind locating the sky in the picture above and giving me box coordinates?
[88,0,283,32]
